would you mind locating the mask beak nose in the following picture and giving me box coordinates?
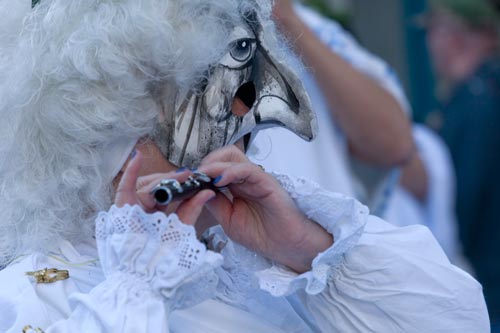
[255,50,316,141]
[230,45,317,145]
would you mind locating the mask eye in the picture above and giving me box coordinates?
[230,39,255,63]
[220,37,257,69]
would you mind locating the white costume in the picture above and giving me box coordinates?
[0,1,487,332]
[384,125,461,260]
[250,5,461,260]
[0,174,489,332]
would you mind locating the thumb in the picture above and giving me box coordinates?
[115,150,142,207]
[175,189,216,226]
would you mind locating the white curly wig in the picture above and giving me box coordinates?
[0,0,286,266]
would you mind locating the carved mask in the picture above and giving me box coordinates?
[152,9,316,168]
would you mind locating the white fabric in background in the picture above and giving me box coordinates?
[251,5,462,259]
[250,4,410,210]
[384,125,462,263]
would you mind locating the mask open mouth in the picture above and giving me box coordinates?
[232,81,256,151]
[232,81,256,117]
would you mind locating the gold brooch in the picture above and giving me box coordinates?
[25,268,69,284]
[22,325,45,332]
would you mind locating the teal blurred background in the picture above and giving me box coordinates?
[301,0,436,123]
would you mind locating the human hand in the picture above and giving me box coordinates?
[114,150,216,226]
[198,146,333,273]
[104,150,222,298]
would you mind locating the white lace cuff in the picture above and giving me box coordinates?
[256,173,368,296]
[95,204,223,309]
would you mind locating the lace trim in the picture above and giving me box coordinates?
[95,204,223,309]
[97,205,197,243]
[256,173,368,296]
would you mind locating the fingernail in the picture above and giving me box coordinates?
[130,149,137,159]
[176,167,187,173]
[213,175,222,184]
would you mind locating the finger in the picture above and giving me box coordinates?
[136,173,167,190]
[115,150,142,207]
[202,162,264,187]
[197,161,233,183]
[136,186,160,212]
[200,145,248,166]
[203,191,233,228]
[176,189,216,226]
[136,167,192,189]
[136,169,192,194]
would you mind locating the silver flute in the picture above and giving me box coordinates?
[150,172,220,206]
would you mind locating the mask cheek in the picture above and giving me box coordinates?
[204,66,253,119]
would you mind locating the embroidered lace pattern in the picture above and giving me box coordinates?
[95,204,223,309]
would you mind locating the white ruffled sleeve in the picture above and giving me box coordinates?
[257,174,490,332]
[44,204,223,332]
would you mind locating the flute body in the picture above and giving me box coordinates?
[151,172,219,206]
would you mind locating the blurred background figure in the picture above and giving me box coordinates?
[424,0,500,325]
[249,0,500,325]
[251,0,462,263]
[253,0,415,213]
